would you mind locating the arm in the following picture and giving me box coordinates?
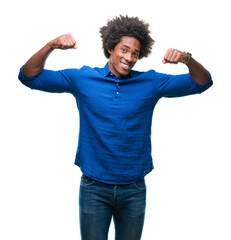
[162,49,210,85]
[22,34,77,77]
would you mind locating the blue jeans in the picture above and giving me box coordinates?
[79,175,146,240]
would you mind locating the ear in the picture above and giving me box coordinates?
[107,49,112,55]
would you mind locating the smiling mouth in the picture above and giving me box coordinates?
[120,62,131,70]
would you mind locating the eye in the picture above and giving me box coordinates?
[133,52,139,58]
[121,48,127,53]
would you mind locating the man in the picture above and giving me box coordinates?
[18,15,212,240]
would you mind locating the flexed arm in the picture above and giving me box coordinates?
[22,34,77,77]
[162,49,210,85]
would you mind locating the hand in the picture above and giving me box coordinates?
[48,33,77,50]
[162,48,189,64]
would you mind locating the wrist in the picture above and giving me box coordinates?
[46,41,56,51]
[182,52,192,64]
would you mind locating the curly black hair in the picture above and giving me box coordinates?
[99,15,155,59]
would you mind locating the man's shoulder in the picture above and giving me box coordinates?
[79,65,105,74]
[62,65,104,75]
[130,69,156,78]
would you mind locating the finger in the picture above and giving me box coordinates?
[66,34,75,46]
[163,48,172,61]
[68,33,76,43]
[61,38,69,48]
[171,49,181,62]
[173,53,181,63]
[167,50,174,62]
[169,51,179,63]
[57,35,68,49]
[170,50,178,62]
[65,34,77,49]
[163,48,174,63]
[58,34,76,49]
[163,49,182,64]
[62,35,71,46]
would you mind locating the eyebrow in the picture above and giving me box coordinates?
[122,45,141,52]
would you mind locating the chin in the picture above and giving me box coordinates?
[119,69,130,76]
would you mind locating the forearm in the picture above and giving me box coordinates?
[22,43,54,77]
[163,49,211,85]
[186,57,210,85]
[21,34,77,78]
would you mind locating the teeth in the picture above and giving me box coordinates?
[121,63,130,69]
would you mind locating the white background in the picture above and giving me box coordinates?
[1,0,230,239]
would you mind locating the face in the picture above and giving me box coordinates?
[108,36,141,78]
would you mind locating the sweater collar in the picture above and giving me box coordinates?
[104,62,132,79]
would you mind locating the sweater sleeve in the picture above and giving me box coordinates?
[18,66,78,94]
[155,71,213,98]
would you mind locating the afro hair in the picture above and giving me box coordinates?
[99,15,155,59]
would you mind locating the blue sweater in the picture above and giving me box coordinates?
[18,63,213,184]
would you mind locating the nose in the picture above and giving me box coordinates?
[124,53,133,62]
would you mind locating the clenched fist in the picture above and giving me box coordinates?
[162,49,190,64]
[48,33,77,50]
